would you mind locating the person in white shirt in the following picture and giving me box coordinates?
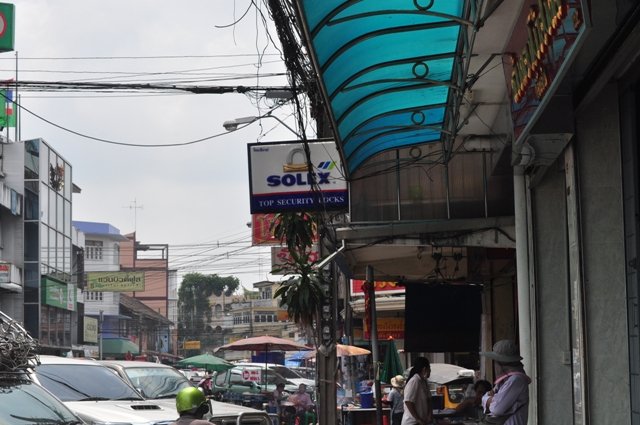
[401,357,432,425]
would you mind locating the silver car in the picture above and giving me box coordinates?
[100,360,275,424]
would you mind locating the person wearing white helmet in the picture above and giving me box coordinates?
[480,340,531,425]
[387,375,406,425]
[171,386,211,425]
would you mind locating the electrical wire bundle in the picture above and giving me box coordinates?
[0,311,39,371]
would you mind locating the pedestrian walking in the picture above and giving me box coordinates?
[401,357,432,425]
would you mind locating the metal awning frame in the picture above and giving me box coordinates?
[293,0,488,177]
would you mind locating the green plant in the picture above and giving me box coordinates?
[270,212,325,345]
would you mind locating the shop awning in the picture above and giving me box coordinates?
[294,0,477,175]
[101,338,140,356]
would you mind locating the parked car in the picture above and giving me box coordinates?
[212,365,301,408]
[0,371,85,425]
[30,355,178,425]
[289,366,315,380]
[234,362,315,389]
[101,360,194,399]
[101,360,268,419]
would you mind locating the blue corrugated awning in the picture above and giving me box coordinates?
[295,0,476,175]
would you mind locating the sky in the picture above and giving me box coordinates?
[5,1,307,288]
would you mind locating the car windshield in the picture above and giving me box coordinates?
[271,366,303,380]
[36,364,144,402]
[0,375,82,424]
[260,369,286,385]
[124,366,192,399]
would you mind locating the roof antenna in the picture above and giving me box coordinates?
[124,198,144,233]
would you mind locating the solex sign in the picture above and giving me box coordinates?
[0,3,14,53]
[247,140,348,214]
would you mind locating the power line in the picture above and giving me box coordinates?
[0,54,284,60]
[0,80,292,95]
[4,93,288,148]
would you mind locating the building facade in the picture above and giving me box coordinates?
[2,138,77,354]
[0,136,24,319]
[120,233,173,355]
[204,281,302,360]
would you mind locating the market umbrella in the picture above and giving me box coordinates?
[302,344,371,359]
[380,338,404,384]
[216,335,311,352]
[216,336,311,387]
[175,353,234,372]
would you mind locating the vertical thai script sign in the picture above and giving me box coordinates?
[505,0,589,145]
[252,213,280,245]
[84,317,98,343]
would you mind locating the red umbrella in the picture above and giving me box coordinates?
[216,335,311,352]
[215,336,311,387]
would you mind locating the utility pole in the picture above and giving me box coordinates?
[98,310,104,360]
[367,266,383,425]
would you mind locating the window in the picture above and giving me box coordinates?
[86,240,103,260]
[86,292,103,301]
[229,372,243,385]
[254,312,276,323]
[261,288,272,299]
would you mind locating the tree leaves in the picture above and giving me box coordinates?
[270,212,325,346]
[177,273,240,346]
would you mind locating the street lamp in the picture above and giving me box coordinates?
[222,114,298,136]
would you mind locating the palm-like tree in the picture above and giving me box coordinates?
[271,212,325,347]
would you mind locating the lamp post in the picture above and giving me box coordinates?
[222,114,298,136]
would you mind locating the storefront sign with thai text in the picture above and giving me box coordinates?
[364,317,405,340]
[87,272,145,292]
[350,279,404,296]
[505,0,589,145]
